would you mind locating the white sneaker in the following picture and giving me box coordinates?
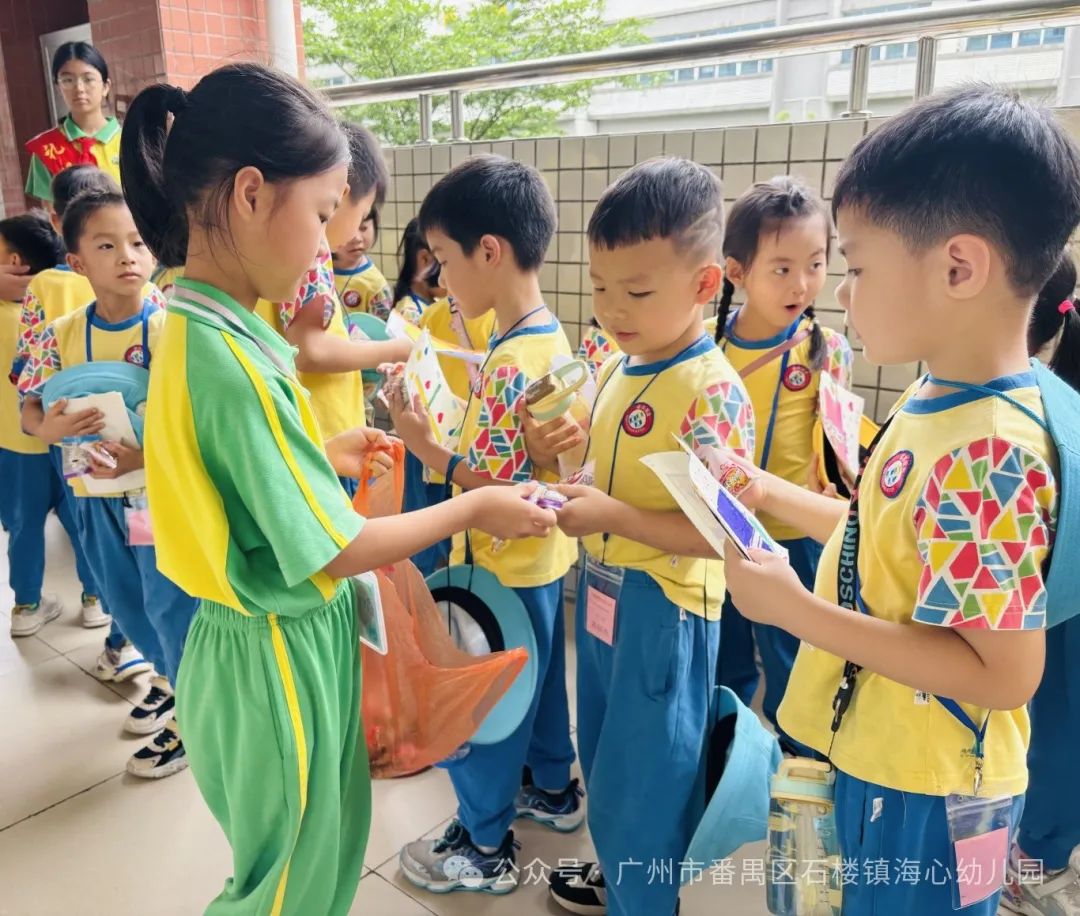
[10,596,62,637]
[1002,852,1080,915]
[94,641,152,682]
[80,594,111,629]
[126,724,188,779]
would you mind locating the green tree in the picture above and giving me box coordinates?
[303,0,646,145]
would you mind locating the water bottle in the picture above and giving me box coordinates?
[766,759,842,915]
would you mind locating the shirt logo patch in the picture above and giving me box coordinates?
[880,450,915,499]
[783,363,811,391]
[621,402,655,437]
[124,345,147,367]
[342,289,361,309]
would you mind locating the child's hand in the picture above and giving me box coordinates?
[549,483,618,538]
[387,384,436,454]
[519,404,583,473]
[722,540,805,628]
[88,441,144,479]
[37,399,105,445]
[326,427,397,479]
[702,446,770,511]
[467,483,558,540]
[806,454,841,498]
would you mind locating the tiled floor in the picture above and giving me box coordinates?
[0,517,770,915]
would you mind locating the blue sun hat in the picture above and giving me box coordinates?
[41,362,150,445]
[425,564,538,746]
[684,686,782,876]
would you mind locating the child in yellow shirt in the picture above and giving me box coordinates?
[333,207,393,323]
[392,217,447,325]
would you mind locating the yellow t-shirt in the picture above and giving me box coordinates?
[719,313,853,540]
[395,292,431,327]
[1,300,46,454]
[151,265,183,299]
[582,336,755,619]
[16,267,165,375]
[419,297,495,487]
[779,373,1057,798]
[254,245,368,437]
[449,315,578,588]
[335,256,393,324]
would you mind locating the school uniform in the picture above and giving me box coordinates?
[24,116,122,203]
[404,297,494,575]
[146,278,370,916]
[18,298,196,683]
[578,335,754,916]
[441,312,578,849]
[335,255,393,323]
[779,373,1056,914]
[254,243,367,495]
[714,312,852,750]
[394,291,431,327]
[577,322,618,378]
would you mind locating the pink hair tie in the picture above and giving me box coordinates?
[1059,299,1075,314]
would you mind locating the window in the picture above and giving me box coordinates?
[762,58,774,73]
[965,35,988,51]
[1018,29,1041,47]
[717,62,737,77]
[1044,27,1066,44]
[699,65,716,79]
[741,60,759,75]
[990,32,1014,50]
[676,67,695,81]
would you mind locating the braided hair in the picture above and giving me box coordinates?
[714,176,831,370]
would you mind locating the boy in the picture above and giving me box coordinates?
[20,189,198,779]
[389,155,581,893]
[255,123,411,489]
[723,86,1076,915]
[538,158,755,916]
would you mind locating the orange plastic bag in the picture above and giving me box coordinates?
[362,559,528,779]
[353,439,406,519]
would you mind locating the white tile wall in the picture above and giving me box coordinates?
[370,110,1079,418]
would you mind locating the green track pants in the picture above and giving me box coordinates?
[176,583,370,915]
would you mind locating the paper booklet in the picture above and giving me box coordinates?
[63,391,145,495]
[405,330,466,448]
[386,311,484,364]
[818,373,865,481]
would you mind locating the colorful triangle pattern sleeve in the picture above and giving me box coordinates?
[17,323,62,399]
[677,378,756,462]
[822,326,854,389]
[465,365,532,482]
[912,436,1057,631]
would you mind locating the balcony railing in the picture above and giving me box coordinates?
[322,0,1080,142]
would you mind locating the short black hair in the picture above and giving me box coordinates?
[62,189,127,253]
[343,123,389,206]
[833,84,1080,295]
[52,164,120,218]
[0,211,65,274]
[419,154,555,271]
[588,157,724,258]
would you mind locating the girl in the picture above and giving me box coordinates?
[334,207,393,323]
[1002,251,1080,916]
[393,217,447,325]
[120,63,556,915]
[25,42,120,203]
[710,176,852,753]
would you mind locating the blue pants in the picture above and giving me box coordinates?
[403,450,449,577]
[448,579,574,848]
[73,496,197,685]
[577,569,719,916]
[0,448,97,605]
[835,770,1024,915]
[339,475,359,499]
[719,537,821,752]
[1019,616,1080,870]
[46,446,100,599]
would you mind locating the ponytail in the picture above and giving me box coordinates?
[394,218,426,305]
[120,63,347,272]
[1050,305,1080,393]
[805,303,826,371]
[120,83,189,268]
[714,277,735,345]
[1029,249,1080,393]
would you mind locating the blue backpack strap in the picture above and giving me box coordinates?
[1033,361,1080,628]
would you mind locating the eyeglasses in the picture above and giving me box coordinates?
[57,74,102,89]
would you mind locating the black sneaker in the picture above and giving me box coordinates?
[399,820,518,894]
[126,725,188,779]
[551,861,607,914]
[124,679,175,736]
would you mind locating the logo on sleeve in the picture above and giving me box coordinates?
[124,345,147,367]
[783,364,811,391]
[621,402,655,437]
[880,450,915,499]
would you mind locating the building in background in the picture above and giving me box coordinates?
[568,0,1079,133]
[0,0,305,217]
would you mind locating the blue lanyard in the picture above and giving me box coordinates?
[85,302,152,370]
[721,309,800,471]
